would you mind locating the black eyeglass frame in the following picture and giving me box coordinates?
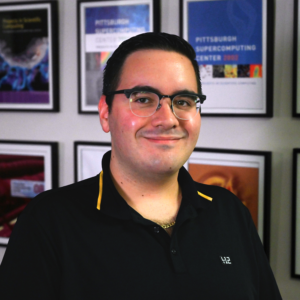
[105,89,207,104]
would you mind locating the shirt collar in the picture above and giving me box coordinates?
[96,151,213,220]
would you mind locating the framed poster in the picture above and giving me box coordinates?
[292,149,300,278]
[78,0,160,114]
[293,0,300,117]
[0,140,58,246]
[75,141,111,181]
[0,1,59,112]
[180,0,274,117]
[184,148,271,256]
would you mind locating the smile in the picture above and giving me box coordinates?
[144,137,182,143]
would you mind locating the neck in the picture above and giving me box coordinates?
[109,157,182,226]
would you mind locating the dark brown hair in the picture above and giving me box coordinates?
[102,32,202,110]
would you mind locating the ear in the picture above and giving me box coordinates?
[98,95,110,133]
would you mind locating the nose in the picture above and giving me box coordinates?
[151,97,179,129]
[156,95,172,111]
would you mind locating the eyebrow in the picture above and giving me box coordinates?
[129,85,198,96]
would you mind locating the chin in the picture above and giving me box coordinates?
[142,159,182,175]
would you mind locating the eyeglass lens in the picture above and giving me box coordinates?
[129,91,200,120]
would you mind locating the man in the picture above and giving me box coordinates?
[0,33,282,299]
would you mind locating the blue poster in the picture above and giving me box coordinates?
[188,0,262,66]
[0,8,50,104]
[81,2,151,109]
[85,5,150,34]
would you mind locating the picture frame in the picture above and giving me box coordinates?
[0,1,59,112]
[293,0,300,117]
[184,148,271,257]
[74,141,111,182]
[77,0,160,114]
[0,140,58,246]
[292,148,300,278]
[180,0,274,117]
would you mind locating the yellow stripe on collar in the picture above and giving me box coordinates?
[197,191,213,201]
[97,171,104,210]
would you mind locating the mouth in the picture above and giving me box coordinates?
[143,136,182,144]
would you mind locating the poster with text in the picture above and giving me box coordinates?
[0,141,58,246]
[78,0,159,113]
[0,2,58,112]
[181,0,273,116]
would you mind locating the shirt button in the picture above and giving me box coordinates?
[171,249,177,255]
[153,226,160,233]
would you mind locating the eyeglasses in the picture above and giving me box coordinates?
[106,89,206,120]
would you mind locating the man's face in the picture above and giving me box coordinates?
[99,49,201,177]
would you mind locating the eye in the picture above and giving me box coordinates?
[176,99,191,107]
[135,97,150,104]
[173,95,197,108]
[130,92,157,106]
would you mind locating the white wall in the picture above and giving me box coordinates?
[0,0,299,298]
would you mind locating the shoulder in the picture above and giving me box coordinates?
[194,181,253,226]
[5,175,101,259]
[18,175,99,222]
[195,181,239,201]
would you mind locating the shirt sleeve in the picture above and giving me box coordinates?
[0,199,61,299]
[247,209,282,300]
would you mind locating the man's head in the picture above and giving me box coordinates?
[99,32,203,178]
[102,32,202,111]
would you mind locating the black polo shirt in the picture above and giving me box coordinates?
[0,151,282,299]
